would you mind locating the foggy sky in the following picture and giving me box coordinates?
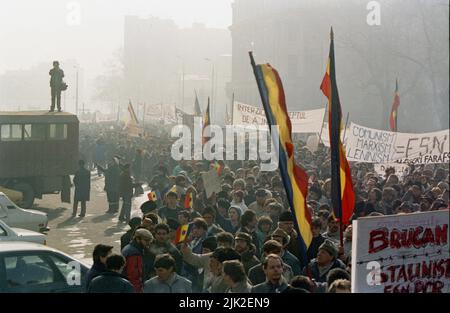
[0,0,232,76]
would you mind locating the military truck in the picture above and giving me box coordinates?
[0,111,79,208]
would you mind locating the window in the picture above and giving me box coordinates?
[4,255,57,289]
[0,124,22,141]
[0,225,7,236]
[49,124,67,140]
[48,254,83,282]
[23,124,47,141]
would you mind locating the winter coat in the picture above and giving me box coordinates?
[182,249,212,291]
[119,170,134,198]
[302,258,346,283]
[251,280,288,293]
[248,262,293,286]
[307,235,326,263]
[87,271,134,293]
[85,262,106,290]
[281,250,302,276]
[240,247,260,274]
[144,273,192,293]
[102,163,119,193]
[226,281,252,293]
[122,241,144,292]
[73,167,91,201]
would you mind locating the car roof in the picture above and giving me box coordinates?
[0,241,57,252]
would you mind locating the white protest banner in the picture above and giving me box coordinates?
[345,122,449,164]
[232,101,325,133]
[290,109,326,133]
[94,111,116,123]
[351,210,450,293]
[201,169,222,198]
[373,163,411,180]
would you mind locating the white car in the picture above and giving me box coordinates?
[0,192,49,233]
[0,241,89,293]
[0,220,46,245]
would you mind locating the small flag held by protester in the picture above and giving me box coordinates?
[147,191,158,202]
[214,160,224,176]
[174,223,194,244]
[184,192,194,209]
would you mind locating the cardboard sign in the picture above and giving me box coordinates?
[201,169,222,198]
[232,101,325,133]
[345,123,449,164]
[351,210,450,293]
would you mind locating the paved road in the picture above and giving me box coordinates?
[33,172,146,265]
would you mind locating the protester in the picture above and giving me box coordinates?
[144,254,192,293]
[72,159,91,218]
[234,232,260,274]
[251,254,288,293]
[302,239,346,284]
[222,260,252,293]
[122,228,153,292]
[85,244,113,289]
[87,254,134,293]
[248,239,294,285]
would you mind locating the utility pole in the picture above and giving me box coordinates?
[75,67,79,115]
[182,61,185,112]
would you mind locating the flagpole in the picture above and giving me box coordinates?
[231,92,235,125]
[342,112,350,142]
[318,102,328,145]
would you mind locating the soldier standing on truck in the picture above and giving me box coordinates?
[49,61,65,112]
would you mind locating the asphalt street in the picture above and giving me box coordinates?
[33,172,146,265]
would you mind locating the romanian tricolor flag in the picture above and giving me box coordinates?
[389,79,400,132]
[249,52,312,265]
[184,192,193,209]
[174,223,194,244]
[147,190,158,202]
[202,98,211,145]
[320,28,355,229]
[214,160,224,176]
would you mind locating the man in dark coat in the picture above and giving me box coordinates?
[251,254,288,293]
[97,158,120,213]
[49,60,64,112]
[88,254,134,293]
[234,232,260,274]
[85,244,113,290]
[302,239,346,284]
[72,159,91,217]
[119,164,134,223]
[306,218,326,263]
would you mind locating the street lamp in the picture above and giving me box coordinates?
[176,56,185,112]
[73,65,79,115]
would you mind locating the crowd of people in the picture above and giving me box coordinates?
[75,122,449,293]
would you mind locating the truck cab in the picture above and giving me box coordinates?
[0,111,79,208]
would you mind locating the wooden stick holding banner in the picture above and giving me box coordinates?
[342,112,350,142]
[318,102,328,145]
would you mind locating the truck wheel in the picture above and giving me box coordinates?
[13,182,35,208]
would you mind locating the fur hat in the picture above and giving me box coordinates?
[319,239,338,259]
